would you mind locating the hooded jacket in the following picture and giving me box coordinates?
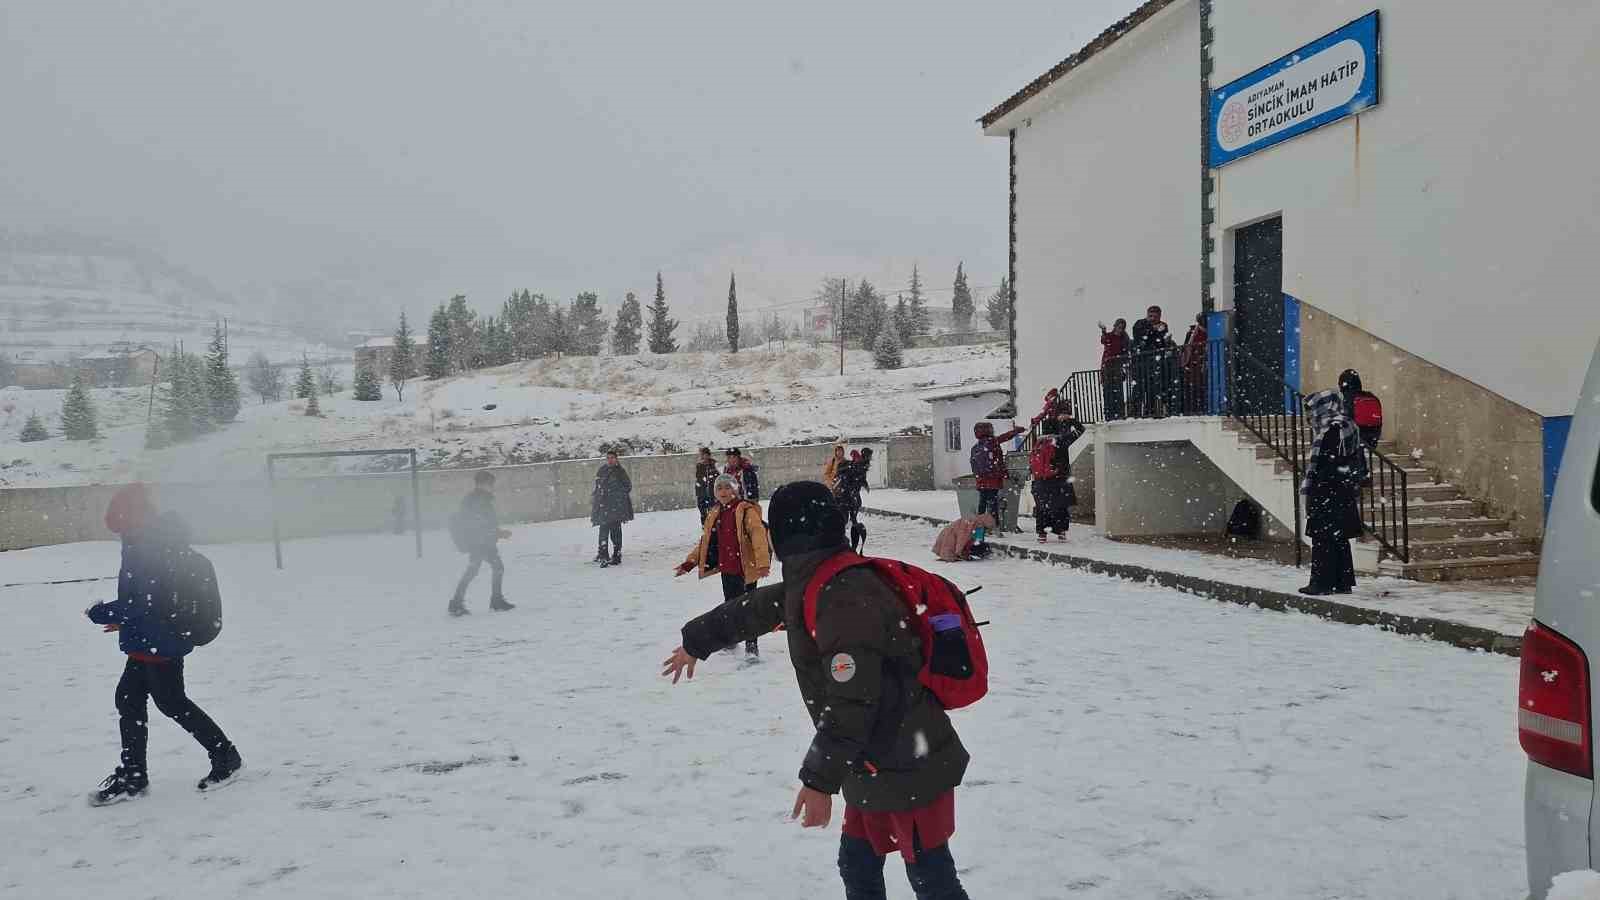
[685,499,771,585]
[87,515,198,659]
[591,463,635,526]
[680,545,969,811]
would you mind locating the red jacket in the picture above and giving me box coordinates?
[973,427,1024,490]
[1100,331,1129,367]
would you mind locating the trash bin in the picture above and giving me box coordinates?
[953,469,1024,533]
[954,475,979,519]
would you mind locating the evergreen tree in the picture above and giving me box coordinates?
[61,374,100,440]
[893,296,915,347]
[647,272,679,354]
[986,277,1012,331]
[569,292,608,356]
[425,305,452,378]
[548,304,571,354]
[726,273,740,352]
[873,327,903,370]
[848,279,888,350]
[353,360,382,401]
[612,291,643,355]
[150,350,209,447]
[295,355,316,400]
[305,390,322,417]
[20,412,48,442]
[204,321,241,424]
[390,312,417,400]
[907,264,930,338]
[951,262,975,331]
[445,294,478,373]
[246,351,283,404]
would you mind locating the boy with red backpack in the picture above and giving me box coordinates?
[662,482,980,899]
[1338,369,1384,450]
[970,419,1024,546]
[1029,412,1085,542]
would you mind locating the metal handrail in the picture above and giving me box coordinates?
[1225,347,1307,566]
[1226,345,1410,565]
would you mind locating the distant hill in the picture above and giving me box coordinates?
[0,230,338,367]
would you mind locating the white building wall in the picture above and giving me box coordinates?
[927,391,1009,487]
[1209,1,1600,416]
[1009,0,1200,413]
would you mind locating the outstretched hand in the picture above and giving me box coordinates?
[661,647,698,684]
[673,561,694,577]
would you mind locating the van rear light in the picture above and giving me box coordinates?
[1520,621,1593,779]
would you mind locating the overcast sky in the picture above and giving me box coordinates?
[0,0,1134,327]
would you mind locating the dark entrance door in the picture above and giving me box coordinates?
[1232,217,1284,415]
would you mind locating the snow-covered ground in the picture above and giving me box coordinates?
[865,489,1535,637]
[0,510,1524,898]
[0,343,1005,486]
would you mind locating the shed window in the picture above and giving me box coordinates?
[945,417,962,452]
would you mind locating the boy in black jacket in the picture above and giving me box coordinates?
[451,471,514,616]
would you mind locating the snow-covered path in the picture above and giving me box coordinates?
[0,511,1523,898]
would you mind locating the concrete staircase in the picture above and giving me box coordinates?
[1222,420,1541,582]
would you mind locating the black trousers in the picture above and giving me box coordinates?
[838,833,969,900]
[598,523,623,555]
[721,573,758,653]
[1309,535,1356,590]
[116,657,230,774]
[454,545,505,605]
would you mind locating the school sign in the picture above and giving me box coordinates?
[1210,11,1380,167]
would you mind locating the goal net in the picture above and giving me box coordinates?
[265,449,422,569]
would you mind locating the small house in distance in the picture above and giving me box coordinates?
[354,336,427,374]
[922,383,1011,488]
[76,345,161,387]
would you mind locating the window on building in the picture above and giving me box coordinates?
[945,417,962,452]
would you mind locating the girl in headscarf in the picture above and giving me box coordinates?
[1300,389,1365,595]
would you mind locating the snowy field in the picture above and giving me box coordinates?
[0,510,1524,899]
[0,343,1004,487]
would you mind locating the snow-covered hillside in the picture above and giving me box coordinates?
[0,343,1006,486]
[0,232,337,366]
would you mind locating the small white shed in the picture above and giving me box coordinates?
[922,383,1012,489]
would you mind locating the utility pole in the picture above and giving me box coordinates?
[838,277,845,376]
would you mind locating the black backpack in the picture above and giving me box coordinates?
[1225,499,1262,539]
[169,547,223,647]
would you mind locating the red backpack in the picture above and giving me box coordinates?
[1029,438,1057,480]
[802,551,989,710]
[1352,393,1383,431]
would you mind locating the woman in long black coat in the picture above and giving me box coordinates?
[591,450,634,565]
[1300,389,1364,595]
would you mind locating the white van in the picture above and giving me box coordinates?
[1524,337,1600,898]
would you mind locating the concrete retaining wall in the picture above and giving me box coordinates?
[0,437,937,551]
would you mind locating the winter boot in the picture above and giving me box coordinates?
[90,767,148,806]
[744,640,759,657]
[197,745,243,791]
[489,596,515,611]
[448,602,469,617]
[610,551,622,567]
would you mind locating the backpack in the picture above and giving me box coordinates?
[168,548,223,647]
[802,551,989,710]
[1225,499,1261,539]
[1356,392,1382,435]
[1029,439,1057,480]
[969,442,999,478]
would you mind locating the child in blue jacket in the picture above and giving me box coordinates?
[86,486,240,805]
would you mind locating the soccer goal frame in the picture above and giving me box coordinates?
[266,449,422,570]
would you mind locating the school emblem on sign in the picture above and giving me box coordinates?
[830,653,857,683]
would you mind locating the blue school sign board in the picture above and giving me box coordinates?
[1210,11,1380,167]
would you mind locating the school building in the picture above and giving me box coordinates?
[979,0,1600,580]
